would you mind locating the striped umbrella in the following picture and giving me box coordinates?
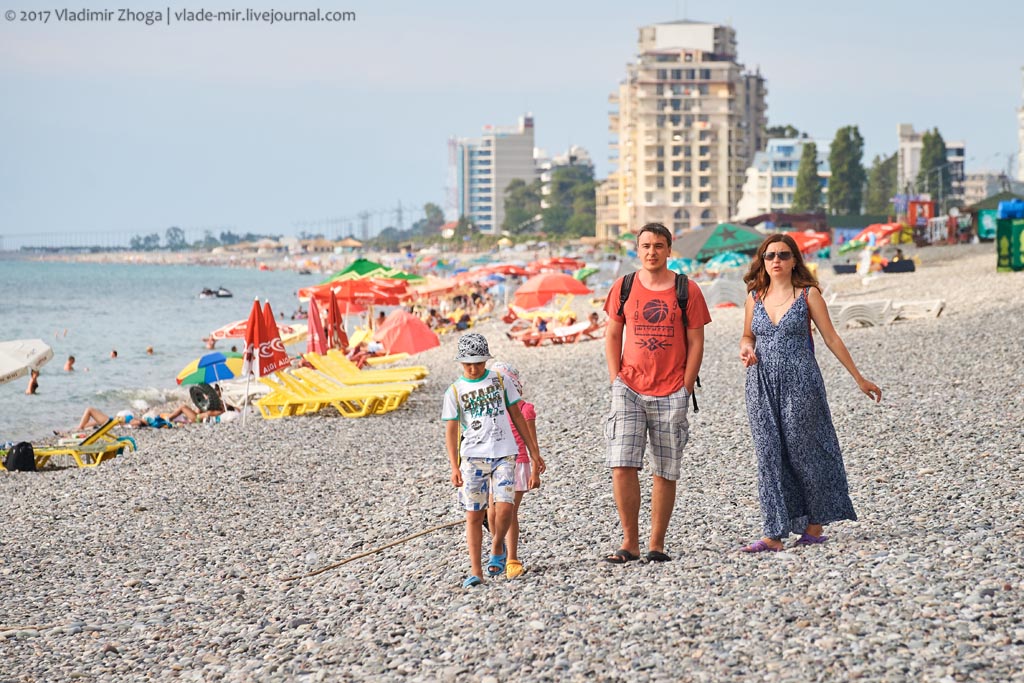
[176,351,244,386]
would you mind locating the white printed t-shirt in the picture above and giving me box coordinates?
[441,369,522,459]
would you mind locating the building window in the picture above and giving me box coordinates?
[672,161,682,172]
[672,176,682,187]
[671,69,682,80]
[699,192,710,203]
[672,146,682,156]
[672,192,682,203]
[699,146,710,157]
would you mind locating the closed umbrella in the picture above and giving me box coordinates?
[306,296,328,356]
[0,339,53,386]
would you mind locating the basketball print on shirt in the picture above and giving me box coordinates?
[632,296,678,352]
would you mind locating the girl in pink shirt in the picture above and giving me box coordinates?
[489,361,540,579]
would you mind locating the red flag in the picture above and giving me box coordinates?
[306,296,328,356]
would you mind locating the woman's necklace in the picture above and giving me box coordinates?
[765,287,794,307]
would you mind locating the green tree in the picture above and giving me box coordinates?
[423,202,445,233]
[916,128,952,208]
[165,226,187,250]
[503,178,543,233]
[451,215,475,241]
[766,124,802,139]
[865,153,898,214]
[791,142,821,212]
[542,165,595,235]
[827,126,867,214]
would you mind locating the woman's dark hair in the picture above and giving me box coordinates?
[637,222,672,246]
[743,234,820,295]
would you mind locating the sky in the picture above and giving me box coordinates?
[1,0,1022,248]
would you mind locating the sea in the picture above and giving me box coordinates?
[0,259,319,441]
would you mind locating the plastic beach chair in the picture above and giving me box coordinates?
[32,419,138,468]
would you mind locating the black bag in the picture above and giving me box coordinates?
[4,442,37,472]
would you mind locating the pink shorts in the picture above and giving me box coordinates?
[514,461,531,492]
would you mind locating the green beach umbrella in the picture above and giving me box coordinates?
[573,266,600,282]
[675,223,765,260]
[667,257,699,275]
[703,251,751,273]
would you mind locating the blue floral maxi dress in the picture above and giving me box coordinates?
[745,290,857,539]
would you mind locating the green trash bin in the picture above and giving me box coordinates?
[996,218,1024,272]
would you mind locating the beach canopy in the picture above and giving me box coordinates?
[176,351,244,386]
[513,272,593,309]
[374,310,440,356]
[675,223,765,260]
[784,231,832,253]
[209,319,306,346]
[320,258,423,284]
[703,251,752,273]
[299,278,409,306]
[0,338,53,386]
[667,257,699,275]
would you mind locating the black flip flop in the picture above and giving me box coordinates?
[603,549,641,564]
[645,550,672,562]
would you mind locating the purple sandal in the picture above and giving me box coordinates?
[741,539,781,553]
[794,533,828,546]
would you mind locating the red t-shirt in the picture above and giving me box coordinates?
[604,274,712,396]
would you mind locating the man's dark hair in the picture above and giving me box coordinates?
[637,222,672,246]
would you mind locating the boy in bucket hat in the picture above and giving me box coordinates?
[442,333,545,588]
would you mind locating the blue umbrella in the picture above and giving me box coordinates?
[703,251,751,273]
[668,258,699,275]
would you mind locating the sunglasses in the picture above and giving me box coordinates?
[763,250,793,261]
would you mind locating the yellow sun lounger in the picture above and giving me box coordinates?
[304,352,427,386]
[323,349,428,380]
[255,372,410,419]
[290,368,413,413]
[30,419,138,468]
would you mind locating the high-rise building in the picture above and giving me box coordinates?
[897,123,966,208]
[456,115,536,234]
[596,20,767,239]
[734,138,831,219]
[536,145,593,209]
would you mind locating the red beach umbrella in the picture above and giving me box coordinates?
[326,290,350,352]
[373,310,440,356]
[512,272,593,309]
[306,296,328,356]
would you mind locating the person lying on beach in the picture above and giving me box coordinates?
[76,406,169,430]
[167,386,239,424]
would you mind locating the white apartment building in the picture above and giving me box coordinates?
[536,145,593,209]
[597,21,767,239]
[897,123,966,207]
[457,115,536,234]
[964,172,1024,206]
[734,138,831,219]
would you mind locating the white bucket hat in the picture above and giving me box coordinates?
[454,333,493,363]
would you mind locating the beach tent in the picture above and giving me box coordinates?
[513,272,593,309]
[0,338,53,386]
[675,223,765,260]
[374,310,440,356]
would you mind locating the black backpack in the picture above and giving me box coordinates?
[4,442,37,472]
[617,271,701,413]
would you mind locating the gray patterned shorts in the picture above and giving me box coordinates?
[604,377,690,480]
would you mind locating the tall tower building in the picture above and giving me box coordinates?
[596,21,767,239]
[456,115,536,235]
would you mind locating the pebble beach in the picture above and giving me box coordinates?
[2,244,1023,682]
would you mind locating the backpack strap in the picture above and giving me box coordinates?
[616,272,636,318]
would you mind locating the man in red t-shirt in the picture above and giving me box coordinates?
[602,223,712,564]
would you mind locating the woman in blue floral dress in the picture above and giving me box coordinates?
[739,234,881,552]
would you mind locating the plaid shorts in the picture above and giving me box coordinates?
[604,377,690,480]
[459,456,516,511]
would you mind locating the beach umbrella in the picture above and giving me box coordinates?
[667,258,699,275]
[675,223,765,260]
[374,310,440,356]
[785,231,832,254]
[703,251,752,274]
[852,223,903,246]
[240,298,290,422]
[209,319,306,342]
[176,351,244,385]
[306,296,328,356]
[326,290,350,351]
[573,266,601,282]
[512,272,593,309]
[320,258,388,283]
[0,338,53,386]
[838,239,867,255]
